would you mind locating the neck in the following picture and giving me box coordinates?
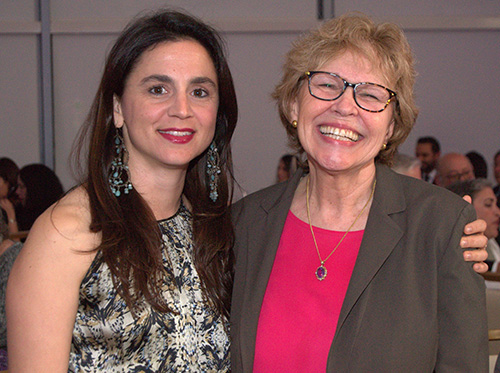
[129,165,187,221]
[291,163,376,231]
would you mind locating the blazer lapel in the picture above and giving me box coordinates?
[238,170,304,369]
[334,165,406,339]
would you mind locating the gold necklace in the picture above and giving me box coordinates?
[306,176,376,281]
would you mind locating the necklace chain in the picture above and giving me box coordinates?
[306,176,376,280]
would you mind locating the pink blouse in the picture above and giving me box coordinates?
[253,211,363,372]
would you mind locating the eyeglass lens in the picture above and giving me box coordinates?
[308,72,392,112]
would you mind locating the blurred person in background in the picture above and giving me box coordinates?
[415,136,440,183]
[13,164,64,232]
[448,178,500,272]
[391,153,421,179]
[466,150,488,179]
[493,150,500,206]
[435,152,475,188]
[0,158,19,240]
[276,154,298,183]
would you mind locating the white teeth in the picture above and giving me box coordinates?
[319,126,359,142]
[159,130,192,136]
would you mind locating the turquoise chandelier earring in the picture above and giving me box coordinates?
[206,142,221,202]
[108,128,133,197]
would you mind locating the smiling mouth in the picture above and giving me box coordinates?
[319,126,359,142]
[158,130,194,136]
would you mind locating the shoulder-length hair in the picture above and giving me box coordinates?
[18,164,64,230]
[0,157,19,199]
[72,10,237,319]
[273,13,418,166]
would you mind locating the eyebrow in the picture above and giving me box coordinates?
[140,74,217,88]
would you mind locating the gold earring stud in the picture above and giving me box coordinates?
[381,143,387,150]
[291,120,298,128]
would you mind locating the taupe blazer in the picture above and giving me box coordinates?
[231,164,488,372]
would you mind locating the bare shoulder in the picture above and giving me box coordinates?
[6,187,101,371]
[15,186,100,279]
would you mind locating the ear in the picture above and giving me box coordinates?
[113,95,124,128]
[384,119,395,143]
[289,96,299,124]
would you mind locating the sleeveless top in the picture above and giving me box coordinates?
[68,204,230,372]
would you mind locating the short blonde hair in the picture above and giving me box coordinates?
[272,13,418,165]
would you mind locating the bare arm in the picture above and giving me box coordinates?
[460,195,488,273]
[6,188,98,372]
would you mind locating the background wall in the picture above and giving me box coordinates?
[1,0,499,196]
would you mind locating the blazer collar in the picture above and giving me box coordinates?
[259,168,305,214]
[333,163,406,343]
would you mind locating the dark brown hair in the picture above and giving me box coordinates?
[18,163,64,230]
[0,157,19,199]
[72,10,237,319]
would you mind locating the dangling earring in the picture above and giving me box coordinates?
[108,128,133,197]
[381,143,387,151]
[207,142,221,202]
[291,120,298,128]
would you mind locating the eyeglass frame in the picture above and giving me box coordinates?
[444,169,475,183]
[305,71,397,113]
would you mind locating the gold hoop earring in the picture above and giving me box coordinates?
[381,143,387,151]
[291,120,298,128]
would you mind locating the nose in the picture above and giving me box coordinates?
[332,86,358,115]
[494,204,500,217]
[168,93,192,119]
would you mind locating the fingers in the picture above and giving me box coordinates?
[472,262,489,274]
[463,219,487,235]
[463,248,488,262]
[461,234,488,250]
[462,195,472,204]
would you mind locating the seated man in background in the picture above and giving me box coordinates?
[435,152,475,188]
[415,136,440,183]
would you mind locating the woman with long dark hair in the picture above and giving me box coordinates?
[7,10,237,371]
[14,164,64,231]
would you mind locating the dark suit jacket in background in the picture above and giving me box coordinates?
[231,164,488,372]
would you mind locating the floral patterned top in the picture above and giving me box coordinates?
[68,204,230,372]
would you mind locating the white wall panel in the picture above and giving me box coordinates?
[0,35,40,168]
[50,0,316,22]
[1,1,500,192]
[398,30,500,175]
[52,34,116,187]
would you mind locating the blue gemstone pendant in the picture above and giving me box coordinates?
[315,264,327,281]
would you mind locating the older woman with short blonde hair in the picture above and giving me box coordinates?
[232,13,487,372]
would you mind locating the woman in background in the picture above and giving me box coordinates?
[7,10,236,371]
[0,158,19,240]
[276,154,298,183]
[448,178,500,272]
[14,163,64,231]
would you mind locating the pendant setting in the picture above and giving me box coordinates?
[315,264,327,281]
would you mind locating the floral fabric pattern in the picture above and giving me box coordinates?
[69,204,229,372]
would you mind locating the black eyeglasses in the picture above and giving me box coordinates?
[305,71,397,113]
